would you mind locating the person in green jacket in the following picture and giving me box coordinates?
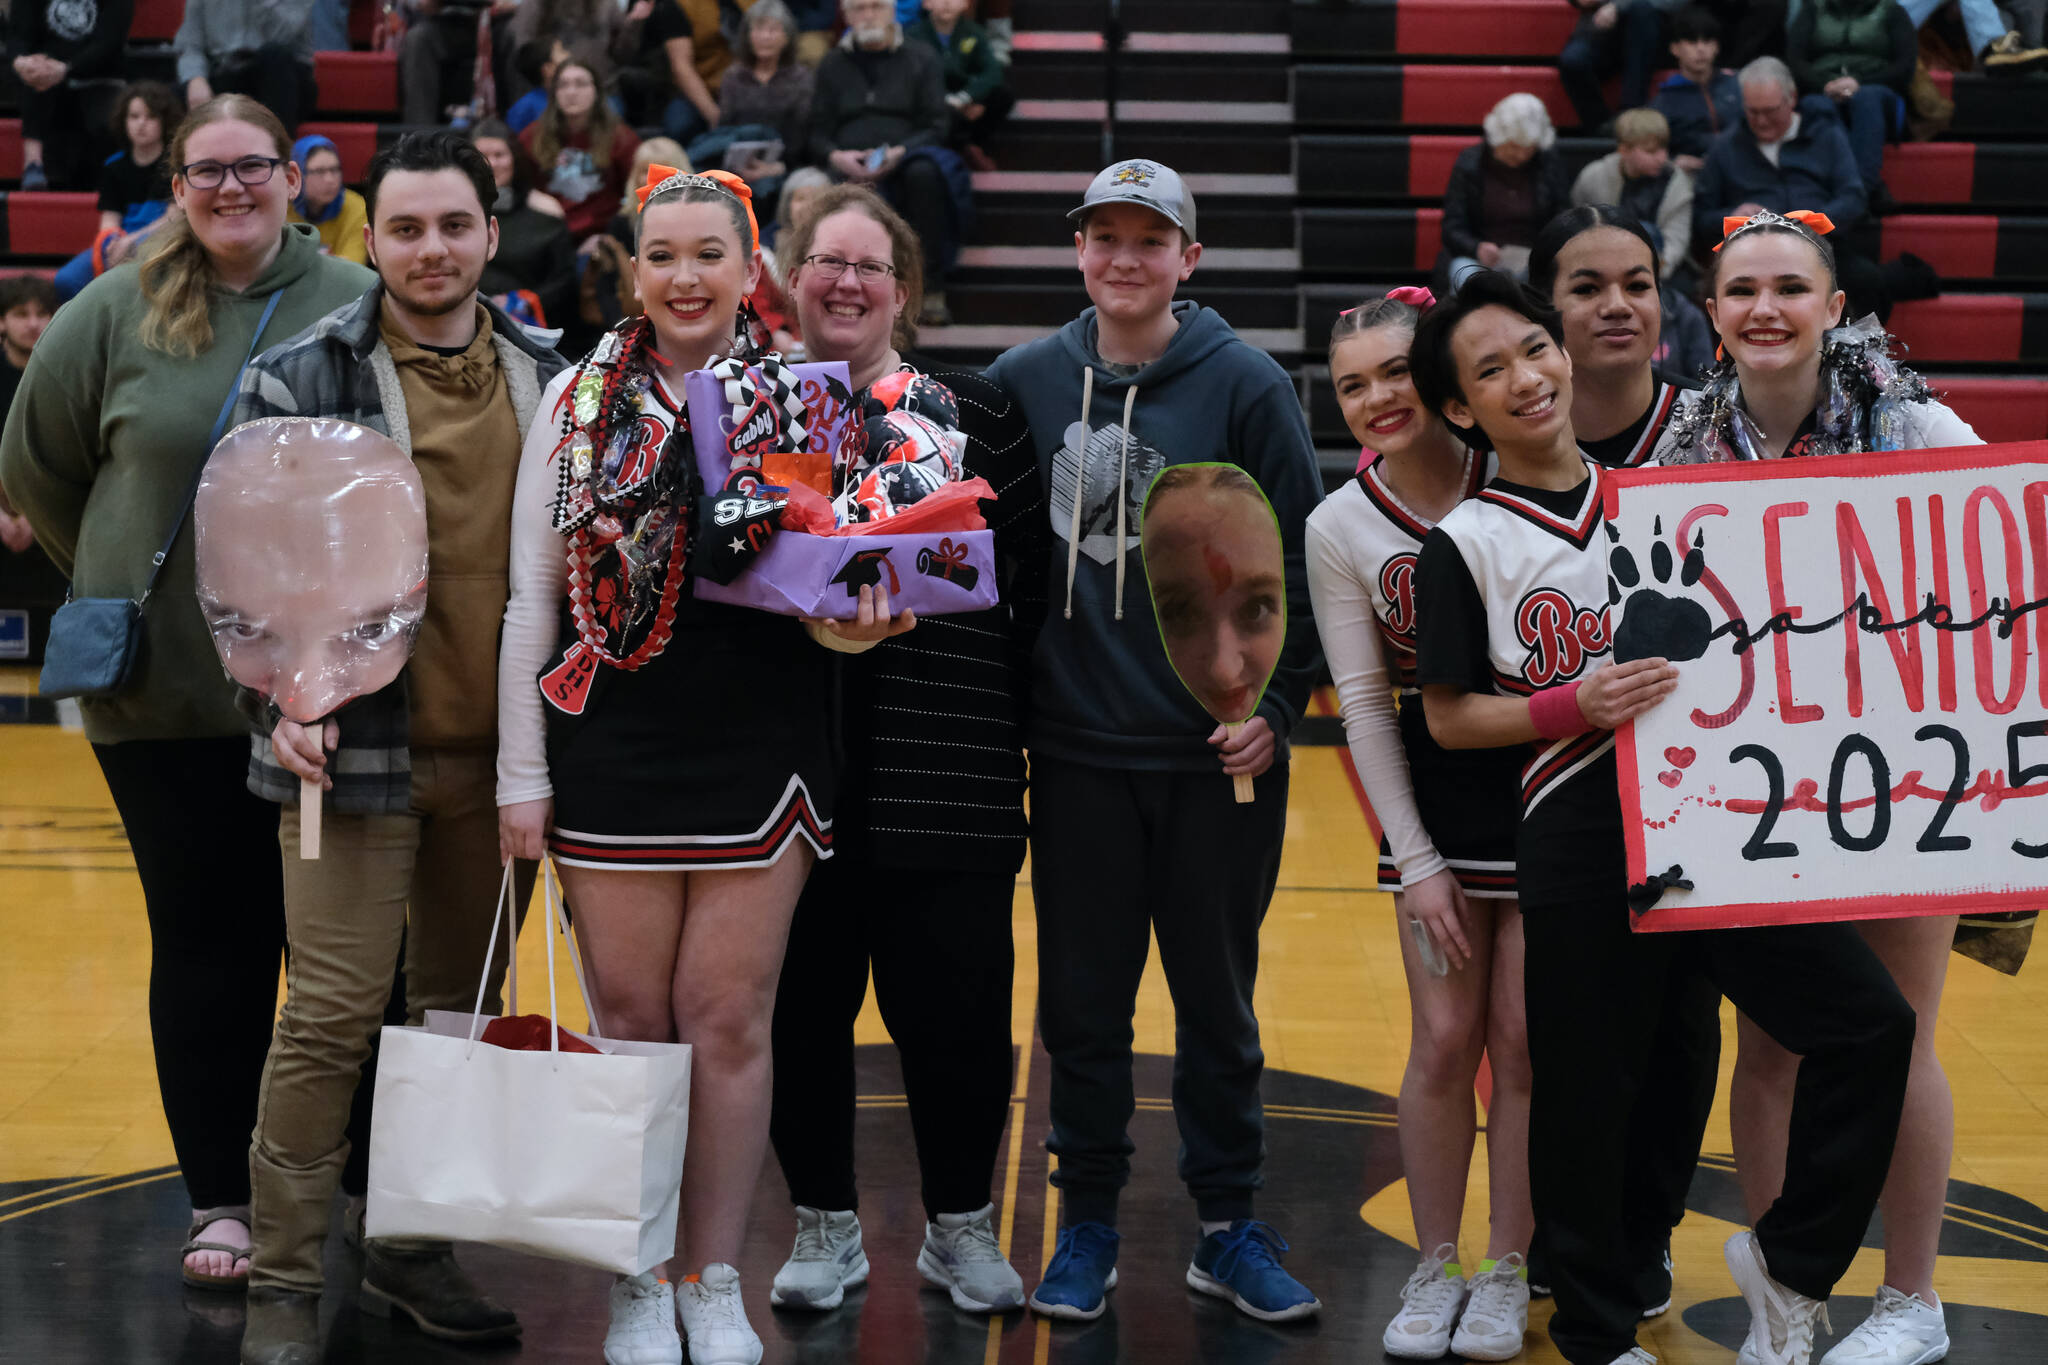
[904,0,1012,169]
[0,94,372,1294]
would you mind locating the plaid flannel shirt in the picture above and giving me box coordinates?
[228,285,569,813]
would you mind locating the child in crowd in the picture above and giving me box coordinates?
[1568,109,1694,278]
[905,0,1012,171]
[55,81,185,304]
[1651,6,1744,173]
[505,37,570,133]
[286,135,370,264]
[986,158,1326,1326]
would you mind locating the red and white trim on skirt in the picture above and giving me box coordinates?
[1375,852,1518,900]
[549,775,834,871]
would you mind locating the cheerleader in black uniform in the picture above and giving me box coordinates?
[1408,271,1914,1365]
[496,166,912,1365]
[1304,288,1533,1363]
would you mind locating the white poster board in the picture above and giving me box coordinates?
[1603,443,2048,930]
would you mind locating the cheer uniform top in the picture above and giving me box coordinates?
[498,361,834,871]
[1416,459,1623,908]
[1304,447,1521,898]
[1580,375,1688,469]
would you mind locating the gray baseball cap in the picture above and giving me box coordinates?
[1067,159,1197,242]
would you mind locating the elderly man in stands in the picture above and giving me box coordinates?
[809,0,959,325]
[1693,56,1891,313]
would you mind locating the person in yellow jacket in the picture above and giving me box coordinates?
[286,134,369,264]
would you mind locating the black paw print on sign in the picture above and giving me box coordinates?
[1606,516,1714,663]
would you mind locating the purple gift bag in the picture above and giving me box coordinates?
[683,362,1001,620]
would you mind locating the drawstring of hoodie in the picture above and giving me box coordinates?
[1062,367,1143,621]
[1063,367,1094,619]
[1112,384,1137,620]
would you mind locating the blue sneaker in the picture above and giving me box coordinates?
[1027,1222,1120,1321]
[1185,1220,1321,1322]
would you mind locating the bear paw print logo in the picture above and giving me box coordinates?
[1606,516,1714,664]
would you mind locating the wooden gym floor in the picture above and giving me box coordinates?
[3,671,2046,1363]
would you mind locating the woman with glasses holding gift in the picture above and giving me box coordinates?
[0,95,372,1293]
[762,183,1047,1316]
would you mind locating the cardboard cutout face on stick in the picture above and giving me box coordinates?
[194,419,428,725]
[1140,463,1286,730]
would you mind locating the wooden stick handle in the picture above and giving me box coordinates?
[300,775,322,859]
[1222,721,1256,804]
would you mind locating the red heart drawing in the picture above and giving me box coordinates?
[1664,746,1697,769]
[1659,769,1683,788]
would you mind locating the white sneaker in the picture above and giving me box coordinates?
[605,1272,682,1365]
[1608,1351,1657,1365]
[1450,1253,1530,1362]
[1382,1242,1468,1359]
[917,1203,1025,1312]
[676,1264,761,1365]
[1725,1230,1834,1365]
[768,1207,867,1310]
[1820,1286,1949,1364]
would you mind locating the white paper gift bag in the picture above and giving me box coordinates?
[364,860,690,1275]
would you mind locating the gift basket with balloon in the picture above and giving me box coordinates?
[682,356,1001,618]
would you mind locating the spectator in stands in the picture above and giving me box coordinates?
[789,0,840,64]
[504,38,570,132]
[1437,93,1570,293]
[906,0,1013,172]
[509,0,646,94]
[635,0,758,142]
[399,0,522,125]
[0,91,373,1305]
[1570,108,1693,276]
[288,135,369,264]
[1651,6,1743,173]
[810,0,960,326]
[1786,0,1914,199]
[1558,0,1682,134]
[770,164,832,247]
[175,0,320,135]
[694,0,812,196]
[1905,0,2033,73]
[1689,0,1786,67]
[0,276,57,423]
[603,135,689,248]
[7,0,135,190]
[519,58,640,242]
[0,276,65,665]
[1693,56,1889,315]
[56,80,184,304]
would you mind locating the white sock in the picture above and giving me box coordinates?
[1200,1220,1233,1237]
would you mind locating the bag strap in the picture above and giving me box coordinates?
[137,288,286,606]
[461,856,608,1056]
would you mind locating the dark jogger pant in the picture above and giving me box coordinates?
[768,854,1018,1220]
[1028,753,1289,1227]
[1522,893,1914,1365]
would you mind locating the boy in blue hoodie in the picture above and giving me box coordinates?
[985,159,1325,1325]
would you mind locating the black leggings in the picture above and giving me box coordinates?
[768,854,1017,1220]
[94,737,383,1210]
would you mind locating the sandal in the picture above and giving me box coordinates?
[182,1205,253,1291]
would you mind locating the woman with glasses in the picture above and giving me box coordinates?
[286,134,369,264]
[761,184,1045,1316]
[0,94,372,1293]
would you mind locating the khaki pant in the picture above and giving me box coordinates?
[248,748,530,1292]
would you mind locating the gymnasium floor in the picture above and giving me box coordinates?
[3,674,2046,1363]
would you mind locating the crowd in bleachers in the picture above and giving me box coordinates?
[2,0,1018,335]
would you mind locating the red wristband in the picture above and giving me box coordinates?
[1528,682,1586,739]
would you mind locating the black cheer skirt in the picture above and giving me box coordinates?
[1375,695,1522,900]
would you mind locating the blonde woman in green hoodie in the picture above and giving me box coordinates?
[0,94,371,1293]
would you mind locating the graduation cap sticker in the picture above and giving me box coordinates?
[831,548,901,596]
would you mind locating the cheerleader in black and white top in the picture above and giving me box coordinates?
[1408,270,1914,1365]
[1303,288,1533,1363]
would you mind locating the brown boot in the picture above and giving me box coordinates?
[239,1287,320,1365]
[360,1240,521,1342]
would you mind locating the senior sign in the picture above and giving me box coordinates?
[1604,442,2048,930]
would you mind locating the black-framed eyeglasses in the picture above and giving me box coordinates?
[180,156,287,190]
[803,254,896,283]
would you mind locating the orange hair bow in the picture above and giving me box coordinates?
[1714,208,1835,252]
[635,164,759,254]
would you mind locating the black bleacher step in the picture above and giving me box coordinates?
[1302,283,1411,344]
[989,125,1293,176]
[1017,0,1290,33]
[945,282,1299,330]
[1008,54,1290,103]
[977,200,1297,249]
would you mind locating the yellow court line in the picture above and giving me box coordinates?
[985,1028,1034,1365]
[0,1170,181,1226]
[0,1171,130,1211]
[1034,1153,1059,1365]
[1940,1200,2048,1239]
[1937,1211,2048,1255]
